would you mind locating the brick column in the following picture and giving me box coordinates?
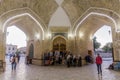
[113,32,120,61]
[0,31,5,61]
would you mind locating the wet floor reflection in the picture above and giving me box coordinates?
[98,74,102,80]
[0,57,119,80]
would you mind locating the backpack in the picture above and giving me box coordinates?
[11,57,16,63]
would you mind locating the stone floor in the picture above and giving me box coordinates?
[0,57,119,80]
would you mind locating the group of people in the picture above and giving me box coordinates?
[42,50,103,74]
[42,50,82,67]
[66,54,82,67]
[9,50,102,75]
[9,49,103,75]
[43,50,66,66]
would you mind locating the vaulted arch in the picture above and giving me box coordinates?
[0,8,46,40]
[52,36,67,51]
[73,8,120,60]
[73,7,120,34]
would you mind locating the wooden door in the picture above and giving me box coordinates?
[53,37,66,51]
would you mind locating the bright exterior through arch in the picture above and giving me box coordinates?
[93,25,112,48]
[6,26,26,48]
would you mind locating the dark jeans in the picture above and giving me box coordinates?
[12,62,17,70]
[29,59,32,64]
[67,61,70,67]
[97,64,102,74]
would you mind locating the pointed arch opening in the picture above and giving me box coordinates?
[93,25,113,59]
[52,36,66,51]
[74,10,117,60]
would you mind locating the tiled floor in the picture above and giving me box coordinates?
[0,57,119,80]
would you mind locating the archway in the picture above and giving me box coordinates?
[6,26,27,63]
[0,9,45,63]
[93,25,113,59]
[53,37,66,51]
[74,10,117,60]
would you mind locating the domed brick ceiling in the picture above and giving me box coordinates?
[0,0,120,28]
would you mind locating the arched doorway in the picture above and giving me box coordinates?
[53,37,66,51]
[93,25,113,59]
[6,26,27,63]
[1,11,45,62]
[74,12,116,59]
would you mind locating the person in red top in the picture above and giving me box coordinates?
[96,53,102,74]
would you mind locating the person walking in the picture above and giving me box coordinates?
[77,55,82,67]
[73,55,77,67]
[17,53,20,63]
[96,53,102,75]
[11,55,17,70]
[66,54,71,67]
[26,56,30,65]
